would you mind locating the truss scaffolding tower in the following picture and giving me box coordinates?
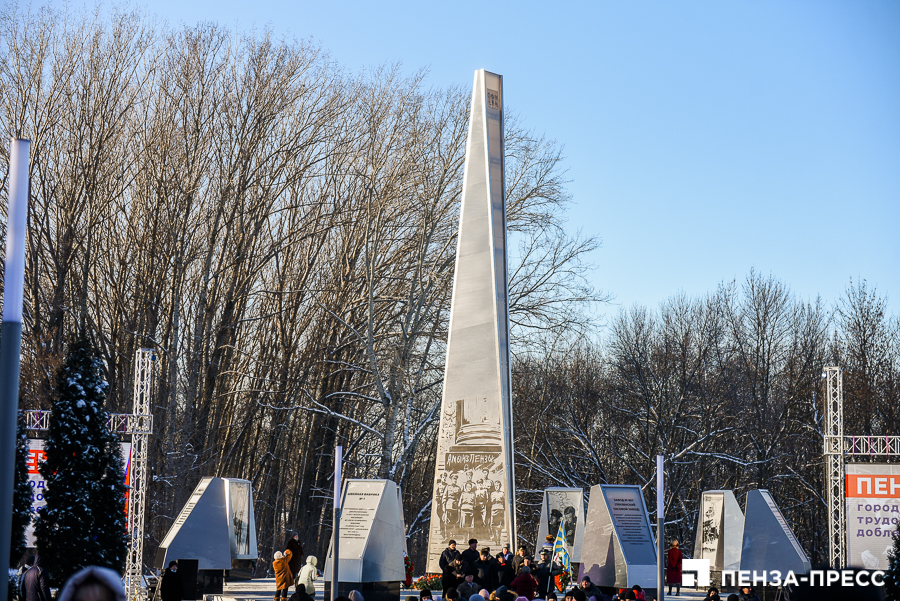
[823,365,900,568]
[824,366,845,569]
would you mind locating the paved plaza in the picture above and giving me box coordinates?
[213,579,711,601]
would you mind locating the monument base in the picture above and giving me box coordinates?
[225,559,255,581]
[323,581,401,601]
[197,570,224,596]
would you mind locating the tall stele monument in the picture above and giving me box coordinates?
[426,70,516,572]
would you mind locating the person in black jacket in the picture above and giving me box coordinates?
[286,532,304,591]
[159,561,184,601]
[533,549,561,598]
[511,547,527,575]
[21,555,51,601]
[460,539,480,568]
[440,541,462,595]
[473,549,496,592]
[494,553,514,588]
[289,584,314,601]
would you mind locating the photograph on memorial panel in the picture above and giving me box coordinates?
[433,397,509,548]
[546,490,580,547]
[698,492,724,560]
[228,480,251,556]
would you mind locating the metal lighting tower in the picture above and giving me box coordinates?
[124,349,154,601]
[823,366,845,569]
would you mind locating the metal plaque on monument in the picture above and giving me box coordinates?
[324,479,407,601]
[579,485,657,589]
[739,489,810,579]
[426,69,516,572]
[537,488,586,562]
[692,490,744,583]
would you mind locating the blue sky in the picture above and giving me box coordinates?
[66,0,900,319]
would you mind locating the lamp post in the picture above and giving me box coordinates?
[657,455,665,601]
[0,138,30,601]
[331,445,343,601]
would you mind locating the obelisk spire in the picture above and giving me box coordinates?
[426,70,515,571]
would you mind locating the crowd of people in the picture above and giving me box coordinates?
[434,538,652,601]
[7,534,762,601]
[430,538,762,601]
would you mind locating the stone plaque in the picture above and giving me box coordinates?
[325,479,406,585]
[579,485,657,589]
[537,488,586,562]
[341,482,382,559]
[739,489,810,579]
[693,490,744,572]
[426,69,516,572]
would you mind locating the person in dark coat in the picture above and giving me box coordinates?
[443,557,466,595]
[460,539,480,568]
[665,540,683,597]
[289,584,314,601]
[160,561,184,601]
[440,541,461,572]
[533,550,561,598]
[511,547,527,575]
[473,549,496,592]
[457,572,479,600]
[577,576,604,601]
[495,553,514,588]
[286,532,304,590]
[736,586,760,601]
[440,541,463,594]
[22,555,51,601]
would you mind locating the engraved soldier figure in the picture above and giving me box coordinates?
[436,473,448,537]
[459,482,476,535]
[489,479,505,542]
[474,479,488,530]
[444,473,462,539]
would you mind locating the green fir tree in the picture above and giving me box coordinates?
[33,337,128,585]
[887,525,900,601]
[10,413,33,567]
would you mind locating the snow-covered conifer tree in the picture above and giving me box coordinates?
[33,338,127,585]
[887,526,900,601]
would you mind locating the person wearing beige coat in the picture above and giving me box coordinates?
[297,556,318,596]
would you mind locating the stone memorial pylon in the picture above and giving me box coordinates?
[537,488,586,562]
[693,490,744,577]
[739,489,811,579]
[426,70,516,572]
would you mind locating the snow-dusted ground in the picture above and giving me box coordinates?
[211,580,709,601]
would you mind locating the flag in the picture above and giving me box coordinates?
[552,520,572,592]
